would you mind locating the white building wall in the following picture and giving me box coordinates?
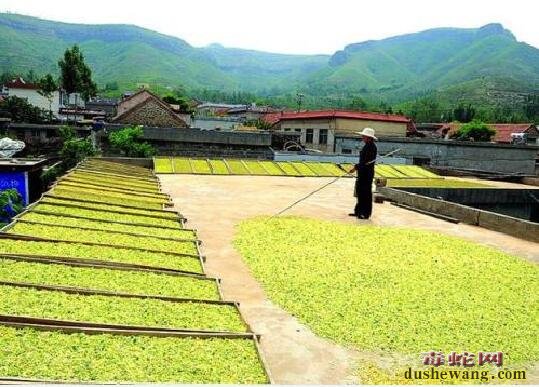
[8,88,61,117]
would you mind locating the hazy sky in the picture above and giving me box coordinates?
[1,0,537,54]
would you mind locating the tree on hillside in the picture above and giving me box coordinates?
[453,120,496,142]
[404,97,441,122]
[25,70,38,83]
[348,96,368,110]
[523,94,539,121]
[38,74,58,121]
[453,104,475,123]
[0,71,17,84]
[58,45,97,105]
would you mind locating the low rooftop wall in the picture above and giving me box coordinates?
[380,187,539,243]
[377,137,538,175]
[335,136,538,175]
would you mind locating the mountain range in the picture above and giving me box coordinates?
[1,13,538,109]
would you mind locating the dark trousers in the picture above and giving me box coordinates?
[354,177,373,218]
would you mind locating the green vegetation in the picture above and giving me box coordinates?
[154,158,450,183]
[243,161,268,175]
[391,165,439,178]
[376,164,406,178]
[57,181,166,198]
[32,203,180,227]
[275,162,299,176]
[173,158,192,173]
[0,188,24,224]
[57,178,160,193]
[234,217,539,363]
[226,160,250,175]
[0,327,267,383]
[58,126,96,170]
[53,184,166,204]
[69,171,158,189]
[154,158,173,173]
[208,159,230,175]
[2,13,538,120]
[37,74,57,120]
[19,213,193,239]
[306,163,343,176]
[0,96,46,123]
[0,159,268,382]
[0,239,202,273]
[0,258,218,299]
[58,45,96,102]
[162,95,193,114]
[258,161,284,175]
[108,126,156,157]
[190,159,212,174]
[8,223,198,255]
[38,197,177,219]
[0,285,244,331]
[290,162,316,176]
[51,187,164,209]
[453,120,497,142]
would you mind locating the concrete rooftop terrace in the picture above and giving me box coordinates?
[158,174,538,384]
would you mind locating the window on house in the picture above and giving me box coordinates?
[319,129,328,145]
[295,128,301,133]
[342,149,352,154]
[284,128,291,132]
[306,129,314,143]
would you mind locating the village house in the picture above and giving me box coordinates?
[85,99,119,120]
[1,77,88,121]
[1,77,61,117]
[112,89,188,128]
[265,110,412,153]
[195,102,246,117]
[226,104,278,121]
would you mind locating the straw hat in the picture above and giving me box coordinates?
[355,127,377,140]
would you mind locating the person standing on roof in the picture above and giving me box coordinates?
[349,128,377,219]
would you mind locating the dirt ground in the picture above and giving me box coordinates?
[159,174,539,384]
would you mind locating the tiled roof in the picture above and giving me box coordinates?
[490,124,535,143]
[113,89,187,127]
[4,77,39,90]
[436,123,535,143]
[265,110,411,124]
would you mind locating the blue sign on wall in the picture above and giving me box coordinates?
[0,171,29,205]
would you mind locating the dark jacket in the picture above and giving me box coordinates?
[355,141,377,181]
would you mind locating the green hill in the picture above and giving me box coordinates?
[0,13,537,112]
[306,23,539,102]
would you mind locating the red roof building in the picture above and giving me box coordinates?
[264,109,411,153]
[267,110,411,124]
